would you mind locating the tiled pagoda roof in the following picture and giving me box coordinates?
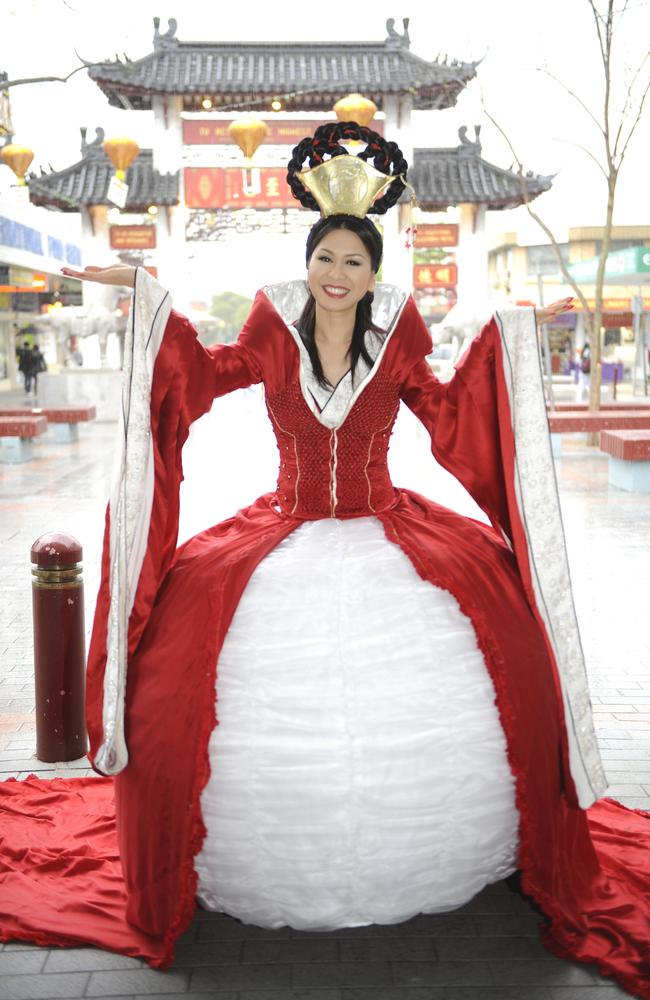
[26,128,179,211]
[87,17,477,112]
[412,127,553,210]
[26,126,552,215]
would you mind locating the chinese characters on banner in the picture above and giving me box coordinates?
[184,168,295,209]
[110,225,156,250]
[413,225,458,295]
[413,264,458,289]
[414,224,459,248]
[182,118,384,145]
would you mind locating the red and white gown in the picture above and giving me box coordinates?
[193,326,520,928]
[1,271,649,999]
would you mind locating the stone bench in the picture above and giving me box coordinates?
[600,430,650,492]
[547,401,650,412]
[0,415,48,463]
[547,411,650,457]
[0,405,96,443]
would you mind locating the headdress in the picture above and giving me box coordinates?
[286,122,410,219]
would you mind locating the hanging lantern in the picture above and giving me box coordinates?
[103,137,140,181]
[228,117,269,161]
[333,93,377,129]
[0,144,34,186]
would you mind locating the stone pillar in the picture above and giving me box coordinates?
[381,94,414,291]
[80,206,113,310]
[153,204,191,306]
[1,318,20,387]
[79,205,121,365]
[455,203,488,311]
[152,95,183,174]
[151,95,187,298]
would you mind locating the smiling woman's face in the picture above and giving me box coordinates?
[307,228,376,315]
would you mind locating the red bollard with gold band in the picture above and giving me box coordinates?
[31,532,88,762]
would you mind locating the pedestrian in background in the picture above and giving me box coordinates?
[28,344,46,395]
[579,340,591,401]
[17,340,32,393]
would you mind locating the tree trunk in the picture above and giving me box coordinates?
[587,173,616,442]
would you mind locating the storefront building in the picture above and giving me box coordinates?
[488,226,650,384]
[0,197,82,389]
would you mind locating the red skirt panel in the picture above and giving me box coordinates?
[1,489,649,996]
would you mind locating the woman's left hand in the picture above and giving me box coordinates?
[536,298,575,325]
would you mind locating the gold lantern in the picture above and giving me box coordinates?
[333,94,377,129]
[103,137,140,181]
[228,117,270,161]
[0,144,34,186]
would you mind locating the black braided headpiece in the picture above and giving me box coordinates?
[286,121,408,216]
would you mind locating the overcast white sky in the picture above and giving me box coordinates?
[2,0,649,252]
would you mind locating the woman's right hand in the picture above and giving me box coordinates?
[60,265,137,288]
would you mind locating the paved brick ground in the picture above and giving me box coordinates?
[1,389,649,1000]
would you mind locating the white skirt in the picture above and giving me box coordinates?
[195,516,519,930]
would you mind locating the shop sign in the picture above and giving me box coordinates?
[572,296,650,310]
[415,224,458,248]
[183,118,383,145]
[0,214,81,263]
[0,267,47,293]
[184,167,295,209]
[110,225,157,250]
[568,246,650,283]
[413,263,458,288]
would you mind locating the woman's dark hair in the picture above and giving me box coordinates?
[287,121,408,215]
[296,214,386,389]
[288,122,409,389]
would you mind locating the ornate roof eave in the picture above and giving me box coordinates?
[26,127,179,212]
[87,17,478,113]
[412,128,553,211]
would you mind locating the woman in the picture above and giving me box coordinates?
[1,124,649,997]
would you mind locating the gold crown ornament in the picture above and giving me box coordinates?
[297,155,399,219]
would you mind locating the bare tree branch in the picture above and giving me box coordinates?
[612,48,650,158]
[3,63,89,89]
[617,73,650,161]
[587,0,608,73]
[552,137,609,178]
[535,67,605,137]
[479,99,593,316]
[476,1,649,417]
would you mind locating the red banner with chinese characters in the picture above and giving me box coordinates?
[183,118,384,145]
[184,168,295,209]
[413,264,458,288]
[414,224,459,248]
[110,226,156,250]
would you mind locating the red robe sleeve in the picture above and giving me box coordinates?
[86,273,266,774]
[400,318,512,539]
[398,303,607,809]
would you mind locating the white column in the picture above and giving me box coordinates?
[151,95,184,174]
[79,205,122,366]
[80,206,114,311]
[1,318,20,388]
[455,203,488,311]
[381,94,414,291]
[154,205,189,306]
[151,95,187,301]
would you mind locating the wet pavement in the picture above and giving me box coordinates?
[0,385,649,1000]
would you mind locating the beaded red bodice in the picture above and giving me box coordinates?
[266,369,401,519]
